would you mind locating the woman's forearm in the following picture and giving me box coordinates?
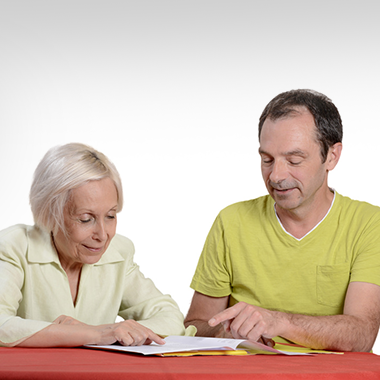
[17,318,165,347]
[17,323,97,347]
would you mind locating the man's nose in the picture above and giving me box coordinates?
[269,160,288,184]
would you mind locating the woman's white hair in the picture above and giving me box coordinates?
[30,143,123,235]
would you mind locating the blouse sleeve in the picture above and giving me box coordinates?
[0,229,51,347]
[115,237,185,336]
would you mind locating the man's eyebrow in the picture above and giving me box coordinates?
[284,149,307,157]
[258,148,307,157]
[258,148,270,155]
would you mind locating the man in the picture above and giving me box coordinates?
[184,89,380,352]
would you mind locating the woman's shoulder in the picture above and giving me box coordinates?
[95,234,135,266]
[0,224,33,246]
[0,224,36,261]
[106,233,135,259]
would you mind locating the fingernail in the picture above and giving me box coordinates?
[209,318,215,325]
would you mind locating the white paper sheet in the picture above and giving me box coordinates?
[85,335,310,355]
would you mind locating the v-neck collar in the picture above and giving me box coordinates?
[273,190,336,241]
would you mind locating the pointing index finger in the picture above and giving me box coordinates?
[208,303,243,326]
[150,332,166,345]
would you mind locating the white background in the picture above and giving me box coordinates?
[1,1,380,352]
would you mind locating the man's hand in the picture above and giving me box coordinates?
[187,282,380,352]
[208,302,286,342]
[184,292,275,346]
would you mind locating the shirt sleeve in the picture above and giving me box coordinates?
[190,214,232,297]
[350,210,380,286]
[0,237,51,347]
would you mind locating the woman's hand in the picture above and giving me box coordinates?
[53,315,87,326]
[93,319,165,346]
[55,315,166,346]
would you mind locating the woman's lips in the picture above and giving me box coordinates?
[83,245,103,252]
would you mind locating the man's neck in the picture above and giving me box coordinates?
[275,188,335,240]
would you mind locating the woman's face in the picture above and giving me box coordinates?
[53,177,118,270]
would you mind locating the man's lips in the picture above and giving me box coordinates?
[272,187,296,194]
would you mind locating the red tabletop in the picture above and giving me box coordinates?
[1,347,380,380]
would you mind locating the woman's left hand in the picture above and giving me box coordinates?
[94,319,165,346]
[53,315,87,326]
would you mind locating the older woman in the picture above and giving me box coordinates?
[0,143,185,347]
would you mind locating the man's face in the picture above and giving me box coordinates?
[259,109,331,214]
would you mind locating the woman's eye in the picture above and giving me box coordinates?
[80,219,92,223]
[78,215,94,223]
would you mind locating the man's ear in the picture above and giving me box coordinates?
[326,142,343,171]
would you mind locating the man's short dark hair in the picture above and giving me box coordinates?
[258,89,343,163]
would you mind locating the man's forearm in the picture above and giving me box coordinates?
[208,300,379,352]
[187,313,376,351]
[184,319,226,337]
[275,311,377,352]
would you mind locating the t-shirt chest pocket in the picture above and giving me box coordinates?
[316,264,351,308]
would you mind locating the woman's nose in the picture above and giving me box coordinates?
[93,221,107,241]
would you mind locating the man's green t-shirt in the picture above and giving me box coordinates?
[190,192,380,316]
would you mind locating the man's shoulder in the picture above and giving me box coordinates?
[333,193,380,233]
[335,192,380,218]
[218,195,273,221]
